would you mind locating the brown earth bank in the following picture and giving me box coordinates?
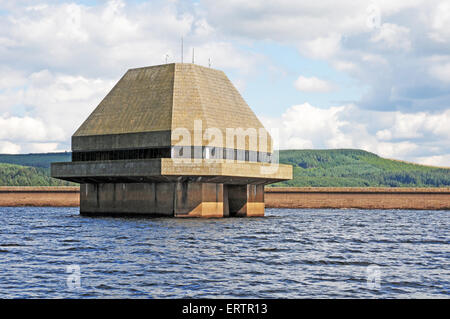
[0,186,449,210]
[0,187,80,207]
[265,187,450,210]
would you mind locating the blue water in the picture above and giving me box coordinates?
[0,207,448,298]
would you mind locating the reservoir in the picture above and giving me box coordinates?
[0,207,448,298]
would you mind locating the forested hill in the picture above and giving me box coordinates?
[0,150,449,187]
[0,162,73,186]
[275,149,450,187]
[0,152,71,169]
[0,153,73,186]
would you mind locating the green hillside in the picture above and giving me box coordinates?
[0,152,71,169]
[273,149,450,187]
[0,162,74,186]
[0,150,448,187]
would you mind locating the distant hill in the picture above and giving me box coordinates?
[0,162,73,186]
[0,152,71,169]
[0,150,448,187]
[274,149,450,187]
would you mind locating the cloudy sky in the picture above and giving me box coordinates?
[0,0,449,166]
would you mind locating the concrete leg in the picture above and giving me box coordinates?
[80,182,175,216]
[227,184,265,217]
[174,182,225,218]
[80,182,227,217]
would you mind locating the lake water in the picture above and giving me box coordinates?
[0,207,448,298]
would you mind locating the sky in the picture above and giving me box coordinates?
[0,0,449,166]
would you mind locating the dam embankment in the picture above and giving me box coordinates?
[265,187,450,210]
[0,186,449,210]
[0,187,80,207]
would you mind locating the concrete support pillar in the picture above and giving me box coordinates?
[80,182,175,216]
[174,182,226,218]
[80,182,228,217]
[227,184,265,217]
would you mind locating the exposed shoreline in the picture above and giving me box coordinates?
[0,186,449,210]
[0,186,80,207]
[265,187,450,210]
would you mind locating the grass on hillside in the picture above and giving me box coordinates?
[0,162,75,186]
[272,149,450,187]
[0,152,71,169]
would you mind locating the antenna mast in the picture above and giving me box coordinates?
[192,48,195,64]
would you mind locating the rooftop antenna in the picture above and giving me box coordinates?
[192,48,195,64]
[165,54,169,64]
[181,37,183,63]
[208,58,211,68]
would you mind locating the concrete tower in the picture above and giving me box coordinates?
[51,63,292,217]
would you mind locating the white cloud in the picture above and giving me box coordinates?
[186,42,261,73]
[376,129,392,140]
[0,141,21,154]
[0,0,449,165]
[371,141,418,159]
[0,70,116,150]
[0,115,66,143]
[428,2,450,43]
[0,1,256,76]
[262,102,450,164]
[299,34,341,59]
[415,154,450,167]
[294,76,334,93]
[426,110,450,136]
[262,103,350,150]
[332,60,357,72]
[200,0,450,113]
[26,142,61,153]
[376,109,450,140]
[362,54,388,66]
[371,23,412,51]
[0,1,262,153]
[429,62,450,83]
[0,140,62,154]
[0,67,27,89]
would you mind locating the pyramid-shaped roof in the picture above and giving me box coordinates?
[73,63,272,152]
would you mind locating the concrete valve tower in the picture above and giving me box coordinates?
[52,63,292,217]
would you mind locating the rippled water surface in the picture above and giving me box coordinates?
[0,207,448,298]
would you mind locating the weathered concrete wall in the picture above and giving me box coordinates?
[228,184,264,217]
[72,131,172,151]
[51,158,293,184]
[247,184,265,217]
[174,182,225,217]
[0,187,80,207]
[80,183,174,216]
[265,187,450,210]
[80,182,228,217]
